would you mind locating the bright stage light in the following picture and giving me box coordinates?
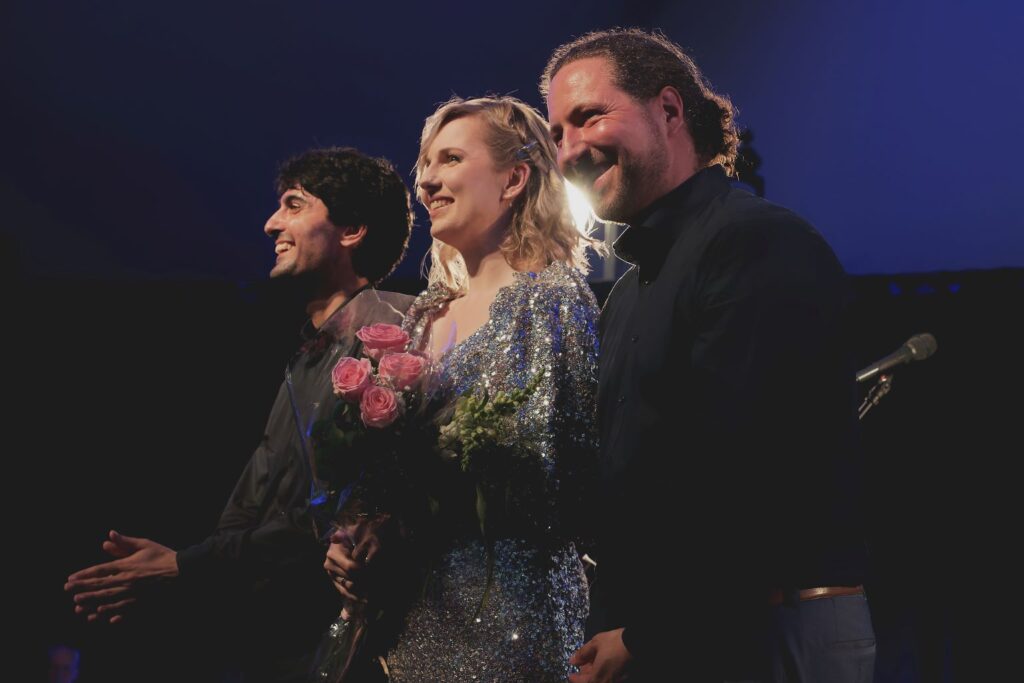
[565,181,595,235]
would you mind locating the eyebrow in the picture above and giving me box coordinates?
[548,106,579,137]
[282,192,309,205]
[434,146,466,158]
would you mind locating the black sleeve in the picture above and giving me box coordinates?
[176,383,315,582]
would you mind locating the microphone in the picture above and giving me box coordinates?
[856,333,938,383]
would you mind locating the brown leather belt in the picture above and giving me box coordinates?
[768,585,864,606]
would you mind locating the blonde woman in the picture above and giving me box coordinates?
[325,96,602,681]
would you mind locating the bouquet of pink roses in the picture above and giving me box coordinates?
[309,323,442,542]
[308,324,545,682]
[308,323,449,683]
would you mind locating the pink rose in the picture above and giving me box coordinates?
[360,385,403,428]
[378,352,429,392]
[356,323,410,361]
[331,357,373,401]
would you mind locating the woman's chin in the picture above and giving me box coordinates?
[429,226,459,249]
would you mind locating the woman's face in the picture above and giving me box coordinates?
[418,115,514,253]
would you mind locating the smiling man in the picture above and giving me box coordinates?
[64,147,414,682]
[543,29,875,683]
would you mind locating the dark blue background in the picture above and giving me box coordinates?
[3,0,1021,280]
[9,2,1018,681]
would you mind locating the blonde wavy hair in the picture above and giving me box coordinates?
[416,95,604,292]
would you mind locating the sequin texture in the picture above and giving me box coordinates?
[385,261,600,682]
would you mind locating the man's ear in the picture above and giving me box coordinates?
[339,224,367,248]
[656,85,686,137]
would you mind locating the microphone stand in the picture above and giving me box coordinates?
[858,373,893,421]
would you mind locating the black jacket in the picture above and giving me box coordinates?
[176,289,413,681]
[593,167,867,676]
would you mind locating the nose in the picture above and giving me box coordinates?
[264,206,284,238]
[417,169,441,202]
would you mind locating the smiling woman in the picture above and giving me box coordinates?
[415,96,600,299]
[417,116,509,258]
[318,96,604,682]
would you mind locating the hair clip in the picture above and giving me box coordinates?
[515,140,539,161]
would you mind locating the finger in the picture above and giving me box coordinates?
[324,565,349,583]
[352,537,379,565]
[96,597,136,615]
[75,601,104,619]
[329,575,361,602]
[66,572,132,592]
[101,540,133,559]
[333,573,364,596]
[323,554,352,578]
[574,661,597,683]
[327,547,363,574]
[325,544,353,567]
[72,585,132,605]
[365,539,382,564]
[329,528,356,549]
[67,561,123,583]
[109,530,146,549]
[569,640,597,666]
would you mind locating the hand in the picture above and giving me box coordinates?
[323,515,388,605]
[64,530,179,623]
[568,628,632,683]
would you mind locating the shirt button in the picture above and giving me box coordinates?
[641,279,651,286]
[618,395,626,404]
[631,335,639,343]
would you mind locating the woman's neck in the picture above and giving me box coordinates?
[462,249,518,299]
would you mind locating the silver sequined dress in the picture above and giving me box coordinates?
[384,261,600,682]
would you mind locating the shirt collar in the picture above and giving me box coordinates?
[298,283,373,350]
[613,165,731,273]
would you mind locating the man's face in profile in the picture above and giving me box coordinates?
[547,56,669,223]
[263,186,343,279]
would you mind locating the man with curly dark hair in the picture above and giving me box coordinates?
[64,147,415,682]
[544,29,874,683]
[270,147,414,287]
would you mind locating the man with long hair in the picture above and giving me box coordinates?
[544,29,874,683]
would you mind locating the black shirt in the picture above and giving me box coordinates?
[594,166,867,671]
[176,288,413,681]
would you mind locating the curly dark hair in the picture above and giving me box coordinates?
[275,147,413,284]
[540,28,740,176]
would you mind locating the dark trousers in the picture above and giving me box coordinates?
[738,593,876,683]
[585,590,874,682]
